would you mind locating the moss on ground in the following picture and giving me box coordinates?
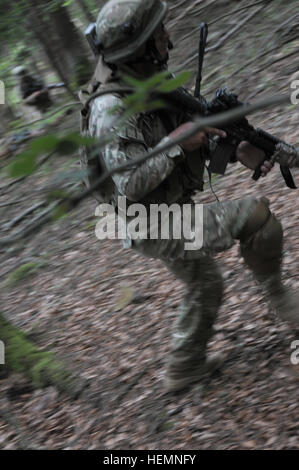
[0,312,78,395]
[3,261,47,287]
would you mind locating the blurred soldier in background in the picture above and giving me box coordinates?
[13,66,52,113]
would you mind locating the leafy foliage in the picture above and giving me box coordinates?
[121,70,192,117]
[7,133,96,178]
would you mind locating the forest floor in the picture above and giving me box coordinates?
[0,0,298,450]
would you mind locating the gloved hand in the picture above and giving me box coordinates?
[271,142,299,168]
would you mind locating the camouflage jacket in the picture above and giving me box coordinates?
[87,89,208,207]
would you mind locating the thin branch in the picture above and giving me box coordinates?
[207,6,265,53]
[12,102,81,131]
[2,202,46,231]
[202,33,299,95]
[167,0,206,30]
[0,256,40,282]
[0,204,59,248]
[209,0,271,26]
[0,151,55,195]
[176,3,266,71]
[271,12,299,36]
[0,92,291,248]
[0,200,24,208]
[168,0,188,12]
[247,52,299,101]
[246,49,299,101]
[0,175,28,194]
[179,0,271,44]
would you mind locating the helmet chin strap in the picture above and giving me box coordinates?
[117,37,174,74]
[144,36,173,67]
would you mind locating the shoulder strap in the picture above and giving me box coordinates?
[79,80,131,133]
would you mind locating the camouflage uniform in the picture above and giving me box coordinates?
[82,0,298,392]
[14,68,52,113]
[87,82,288,388]
[20,74,44,100]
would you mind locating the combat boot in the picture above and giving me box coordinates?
[259,273,299,327]
[164,353,224,393]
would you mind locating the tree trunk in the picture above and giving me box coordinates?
[46,0,92,87]
[76,0,95,24]
[27,0,92,90]
[27,6,76,98]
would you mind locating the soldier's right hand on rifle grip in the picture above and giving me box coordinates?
[168,121,226,152]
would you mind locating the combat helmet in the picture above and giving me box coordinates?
[12,66,28,76]
[95,0,168,64]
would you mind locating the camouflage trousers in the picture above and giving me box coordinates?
[131,196,277,374]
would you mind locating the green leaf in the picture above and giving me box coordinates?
[52,204,69,221]
[55,140,79,155]
[157,71,192,92]
[54,133,96,154]
[121,74,144,88]
[46,189,71,201]
[29,135,60,154]
[143,70,171,90]
[9,152,37,177]
[3,261,48,287]
[122,90,147,106]
[8,135,59,177]
[60,132,96,146]
[160,420,174,431]
[121,71,171,93]
[115,287,134,311]
[143,99,166,112]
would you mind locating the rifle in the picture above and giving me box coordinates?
[206,89,296,189]
[46,82,65,90]
[166,24,296,189]
[194,22,208,98]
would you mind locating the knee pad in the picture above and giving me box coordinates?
[238,197,271,242]
[239,199,283,274]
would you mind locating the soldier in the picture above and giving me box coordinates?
[13,66,52,113]
[80,0,299,392]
